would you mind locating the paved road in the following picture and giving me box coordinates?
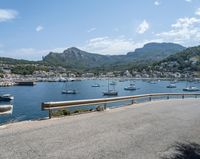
[1,99,200,159]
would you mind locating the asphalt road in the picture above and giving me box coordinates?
[0,98,200,159]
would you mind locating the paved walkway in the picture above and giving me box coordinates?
[1,99,200,159]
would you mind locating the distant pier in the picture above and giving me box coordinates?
[15,81,36,86]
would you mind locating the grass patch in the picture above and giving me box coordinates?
[52,108,94,117]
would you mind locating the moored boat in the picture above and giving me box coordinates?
[92,84,100,87]
[0,94,14,102]
[62,82,77,94]
[183,86,199,92]
[166,83,176,88]
[110,81,116,85]
[119,79,126,82]
[147,80,158,84]
[124,84,136,91]
[103,79,118,96]
[62,90,77,94]
[0,104,13,115]
[103,90,118,96]
[16,81,36,86]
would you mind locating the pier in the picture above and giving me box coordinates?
[1,98,200,158]
[15,81,36,86]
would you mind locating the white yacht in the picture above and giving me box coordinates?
[124,82,136,91]
[0,94,14,102]
[183,86,199,92]
[92,84,100,87]
[166,83,176,88]
[62,90,77,94]
[0,104,13,115]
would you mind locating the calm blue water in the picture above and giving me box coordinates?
[0,79,199,124]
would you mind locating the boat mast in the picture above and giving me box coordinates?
[108,78,110,91]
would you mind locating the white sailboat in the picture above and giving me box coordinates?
[62,82,77,94]
[183,86,199,91]
[183,82,199,92]
[103,79,118,96]
[124,80,136,91]
[110,81,116,85]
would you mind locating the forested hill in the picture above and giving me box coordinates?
[151,45,200,74]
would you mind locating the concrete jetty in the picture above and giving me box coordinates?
[1,99,200,159]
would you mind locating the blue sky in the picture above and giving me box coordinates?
[0,0,200,60]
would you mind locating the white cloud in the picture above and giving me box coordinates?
[171,17,200,28]
[81,36,162,55]
[154,1,160,6]
[185,0,192,2]
[36,25,44,32]
[136,20,149,34]
[195,8,200,16]
[0,9,18,22]
[87,27,96,33]
[157,17,200,45]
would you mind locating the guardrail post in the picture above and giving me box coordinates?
[131,99,135,104]
[104,103,107,110]
[149,96,151,101]
[167,96,169,100]
[182,95,184,99]
[195,95,197,98]
[49,109,52,119]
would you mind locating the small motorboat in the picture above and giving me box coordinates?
[103,90,118,96]
[62,90,77,94]
[0,104,13,115]
[183,86,199,92]
[124,84,136,91]
[92,84,100,87]
[67,78,76,82]
[110,81,116,85]
[149,80,157,84]
[0,94,14,102]
[119,79,126,82]
[166,83,176,88]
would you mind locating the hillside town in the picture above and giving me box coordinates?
[0,62,197,87]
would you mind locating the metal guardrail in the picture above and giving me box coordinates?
[42,93,200,119]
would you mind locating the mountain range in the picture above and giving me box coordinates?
[43,42,185,69]
[0,42,189,74]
